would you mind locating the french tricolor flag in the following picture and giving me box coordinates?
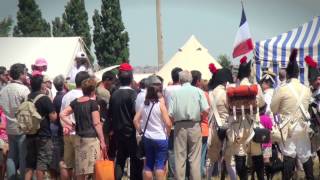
[232,6,254,58]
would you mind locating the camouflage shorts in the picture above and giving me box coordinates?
[37,138,54,171]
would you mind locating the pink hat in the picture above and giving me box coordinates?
[35,58,48,67]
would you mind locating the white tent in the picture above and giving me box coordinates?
[94,65,120,80]
[157,35,221,85]
[0,37,86,79]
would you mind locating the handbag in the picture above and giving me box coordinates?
[253,128,270,143]
[136,103,155,159]
[95,157,115,180]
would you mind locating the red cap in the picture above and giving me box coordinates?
[119,63,133,71]
[209,63,218,74]
[240,56,247,64]
[305,56,317,68]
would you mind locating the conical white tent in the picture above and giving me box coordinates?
[0,37,86,79]
[157,35,221,85]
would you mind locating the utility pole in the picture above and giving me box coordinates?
[156,0,164,70]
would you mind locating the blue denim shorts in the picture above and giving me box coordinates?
[143,137,168,171]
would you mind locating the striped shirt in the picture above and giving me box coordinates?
[0,81,30,135]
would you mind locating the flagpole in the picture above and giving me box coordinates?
[156,0,164,71]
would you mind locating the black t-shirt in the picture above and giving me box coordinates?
[108,87,137,137]
[70,99,99,137]
[28,91,55,138]
[52,91,65,137]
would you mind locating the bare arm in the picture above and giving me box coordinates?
[159,98,172,135]
[60,106,74,128]
[49,112,57,122]
[92,111,105,143]
[92,111,106,156]
[133,110,142,134]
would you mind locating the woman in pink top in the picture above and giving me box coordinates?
[0,107,8,179]
[260,112,273,163]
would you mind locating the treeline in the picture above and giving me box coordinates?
[0,0,129,67]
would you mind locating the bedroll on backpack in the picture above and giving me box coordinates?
[15,94,44,134]
[227,84,258,116]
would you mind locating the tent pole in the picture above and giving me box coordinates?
[156,0,164,71]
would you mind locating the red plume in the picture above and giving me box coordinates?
[240,56,247,64]
[305,56,317,68]
[209,63,217,74]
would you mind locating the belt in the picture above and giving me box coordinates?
[174,120,199,125]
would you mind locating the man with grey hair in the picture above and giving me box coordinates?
[169,70,209,180]
[52,75,66,177]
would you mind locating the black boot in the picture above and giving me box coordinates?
[235,155,248,180]
[282,156,295,180]
[252,155,265,180]
[303,158,314,180]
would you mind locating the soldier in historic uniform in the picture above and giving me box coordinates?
[230,56,266,180]
[271,49,314,180]
[207,67,236,180]
[305,55,320,170]
[260,70,276,116]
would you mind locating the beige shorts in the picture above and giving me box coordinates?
[75,136,101,175]
[60,135,76,169]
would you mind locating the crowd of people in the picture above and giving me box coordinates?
[0,48,320,180]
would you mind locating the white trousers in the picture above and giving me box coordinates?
[280,122,312,163]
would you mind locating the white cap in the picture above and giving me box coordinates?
[75,51,87,59]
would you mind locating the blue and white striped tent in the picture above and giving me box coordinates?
[254,16,320,84]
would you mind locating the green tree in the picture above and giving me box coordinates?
[93,0,130,67]
[53,0,92,62]
[0,17,13,37]
[52,17,73,37]
[13,0,50,37]
[63,0,91,49]
[217,54,232,69]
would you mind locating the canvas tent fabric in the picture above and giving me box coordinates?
[94,65,120,80]
[0,37,86,79]
[254,16,320,84]
[157,35,221,85]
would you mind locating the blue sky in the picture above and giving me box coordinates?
[0,0,319,66]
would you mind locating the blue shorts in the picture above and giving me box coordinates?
[143,137,168,171]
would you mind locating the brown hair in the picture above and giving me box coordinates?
[144,86,160,105]
[81,78,97,96]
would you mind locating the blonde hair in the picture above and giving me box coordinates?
[81,78,97,96]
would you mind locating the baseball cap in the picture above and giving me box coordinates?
[76,51,87,59]
[148,75,161,85]
[43,75,51,83]
[34,58,48,67]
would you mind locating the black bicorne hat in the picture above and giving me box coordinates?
[286,49,299,79]
[237,56,251,80]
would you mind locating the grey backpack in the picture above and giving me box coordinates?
[15,94,44,134]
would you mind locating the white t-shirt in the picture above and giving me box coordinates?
[67,65,86,84]
[135,89,146,113]
[140,102,167,140]
[163,84,181,108]
[60,89,83,134]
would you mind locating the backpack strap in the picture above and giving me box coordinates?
[287,84,310,120]
[31,94,45,104]
[208,90,224,127]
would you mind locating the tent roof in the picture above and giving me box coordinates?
[0,37,85,79]
[254,16,320,83]
[157,35,221,85]
[94,65,120,80]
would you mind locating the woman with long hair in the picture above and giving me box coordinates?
[133,85,172,180]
